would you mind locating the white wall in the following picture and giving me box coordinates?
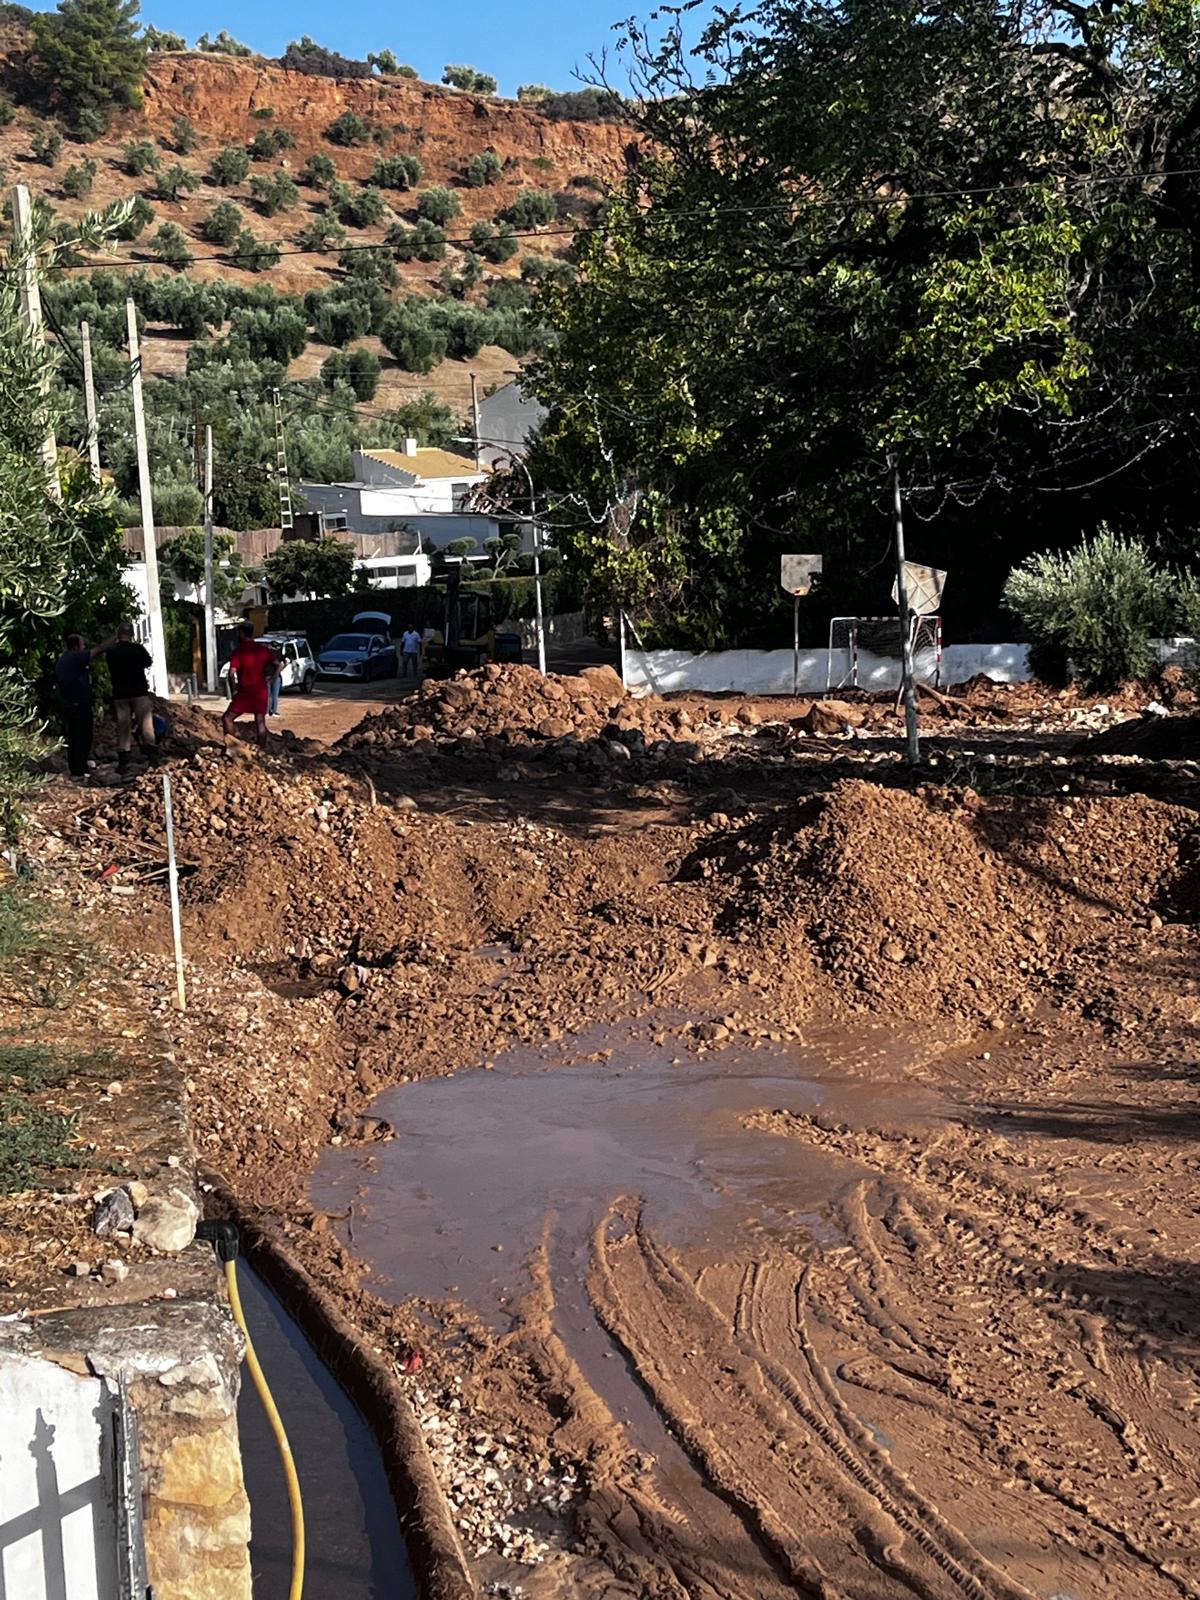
[0,1353,119,1600]
[625,642,1031,696]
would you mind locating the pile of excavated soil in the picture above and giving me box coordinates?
[687,779,1200,1020]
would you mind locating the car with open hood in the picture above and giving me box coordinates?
[316,613,399,681]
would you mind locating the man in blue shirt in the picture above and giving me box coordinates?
[55,630,118,782]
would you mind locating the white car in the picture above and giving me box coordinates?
[221,634,317,695]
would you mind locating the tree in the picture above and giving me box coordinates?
[115,194,154,240]
[60,158,96,198]
[154,163,200,201]
[208,146,250,186]
[158,528,247,609]
[380,306,448,372]
[369,49,397,74]
[326,111,372,147]
[386,220,446,262]
[442,64,496,95]
[416,186,460,225]
[263,536,356,599]
[298,211,345,252]
[172,115,197,153]
[517,84,549,103]
[321,346,381,401]
[151,220,192,267]
[526,0,1200,646]
[250,170,299,216]
[468,220,517,264]
[334,185,386,229]
[201,199,243,245]
[121,137,158,175]
[31,0,147,133]
[142,24,185,49]
[231,230,280,272]
[465,151,502,187]
[372,153,422,189]
[30,128,63,167]
[502,189,555,229]
[197,30,250,55]
[301,152,337,188]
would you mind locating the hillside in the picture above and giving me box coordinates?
[0,41,629,520]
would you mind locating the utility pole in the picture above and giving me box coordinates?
[272,388,293,533]
[11,184,59,498]
[469,371,482,469]
[79,320,101,481]
[203,424,217,695]
[890,455,921,767]
[127,299,168,696]
[529,481,546,675]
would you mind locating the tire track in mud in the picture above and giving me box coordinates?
[592,1205,1033,1600]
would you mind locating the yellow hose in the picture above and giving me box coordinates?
[225,1257,306,1600]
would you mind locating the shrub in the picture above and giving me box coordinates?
[0,95,14,127]
[301,152,337,188]
[385,219,447,262]
[335,185,387,229]
[298,211,346,251]
[248,127,291,160]
[197,30,250,55]
[321,345,381,400]
[201,199,243,244]
[152,221,192,267]
[209,146,250,186]
[250,170,299,215]
[31,127,63,167]
[369,48,397,74]
[442,64,496,94]
[115,194,154,239]
[172,115,197,153]
[372,153,422,189]
[251,105,274,119]
[554,187,600,222]
[121,137,158,175]
[326,110,372,147]
[381,306,448,372]
[502,188,556,228]
[517,84,549,102]
[396,63,417,78]
[60,157,96,197]
[531,155,553,171]
[1003,527,1178,690]
[465,150,502,187]
[339,244,397,286]
[231,229,281,272]
[568,173,603,191]
[416,185,460,225]
[154,163,200,200]
[282,36,372,78]
[468,219,518,264]
[142,24,185,49]
[538,87,623,123]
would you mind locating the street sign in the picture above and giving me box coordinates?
[891,561,946,615]
[781,554,822,595]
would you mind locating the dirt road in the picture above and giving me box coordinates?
[35,666,1200,1598]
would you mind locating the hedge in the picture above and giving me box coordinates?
[264,572,582,643]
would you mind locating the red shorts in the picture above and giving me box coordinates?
[228,684,268,719]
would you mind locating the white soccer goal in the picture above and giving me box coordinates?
[826,615,942,694]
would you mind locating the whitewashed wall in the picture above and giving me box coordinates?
[625,642,1031,696]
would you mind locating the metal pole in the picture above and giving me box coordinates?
[11,184,59,497]
[469,371,482,470]
[793,595,800,698]
[890,455,921,766]
[617,608,627,688]
[519,459,546,674]
[127,300,169,696]
[163,774,186,1012]
[80,320,101,481]
[203,425,218,694]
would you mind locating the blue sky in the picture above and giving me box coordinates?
[129,0,643,99]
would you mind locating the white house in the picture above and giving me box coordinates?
[477,381,549,468]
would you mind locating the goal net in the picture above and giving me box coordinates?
[826,615,942,694]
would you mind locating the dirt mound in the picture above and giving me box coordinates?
[1076,713,1200,760]
[691,780,1200,1019]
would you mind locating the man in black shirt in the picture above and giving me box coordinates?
[54,630,118,782]
[108,622,158,774]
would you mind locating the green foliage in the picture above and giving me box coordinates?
[249,169,299,216]
[60,157,96,197]
[297,210,345,252]
[158,527,247,608]
[517,84,549,102]
[442,64,496,95]
[439,253,482,300]
[468,219,518,263]
[321,345,381,401]
[301,152,336,188]
[0,1092,89,1193]
[115,193,154,239]
[208,145,250,186]
[247,126,292,160]
[31,127,63,167]
[197,29,250,55]
[154,162,200,201]
[264,536,356,599]
[395,63,417,79]
[333,184,386,229]
[31,0,147,132]
[201,198,243,245]
[369,48,397,74]
[371,152,422,189]
[141,23,184,49]
[537,88,622,124]
[502,189,555,228]
[171,114,197,153]
[380,304,448,372]
[326,110,372,147]
[385,219,446,261]
[251,105,274,120]
[230,229,280,272]
[416,185,460,225]
[121,137,157,175]
[465,150,502,187]
[282,36,372,79]
[151,219,191,266]
[0,96,14,127]
[1003,529,1180,690]
[339,244,397,287]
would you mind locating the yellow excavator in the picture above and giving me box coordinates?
[422,569,522,673]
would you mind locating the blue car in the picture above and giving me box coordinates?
[317,612,399,681]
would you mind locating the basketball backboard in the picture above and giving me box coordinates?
[891,562,946,615]
[781,554,823,595]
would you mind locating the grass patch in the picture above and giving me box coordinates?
[0,1039,114,1090]
[0,884,35,962]
[0,1092,88,1193]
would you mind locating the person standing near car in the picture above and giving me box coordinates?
[267,640,284,717]
[222,622,275,749]
[55,629,118,783]
[400,624,422,679]
[108,622,159,775]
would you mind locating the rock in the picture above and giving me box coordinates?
[132,1187,199,1254]
[66,1260,92,1277]
[798,699,865,736]
[101,1259,129,1285]
[537,717,573,740]
[578,664,627,701]
[605,739,632,761]
[881,939,907,964]
[440,681,475,708]
[393,795,419,812]
[93,1185,136,1238]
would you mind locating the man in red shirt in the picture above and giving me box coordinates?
[222,622,276,749]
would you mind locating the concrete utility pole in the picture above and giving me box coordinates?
[80,320,101,481]
[203,424,217,694]
[11,184,59,498]
[890,455,921,767]
[127,299,168,696]
[469,371,482,469]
